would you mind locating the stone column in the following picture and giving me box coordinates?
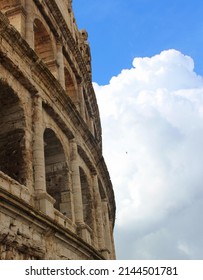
[92,175,109,258]
[56,41,65,89]
[70,140,83,223]
[90,117,94,135]
[33,96,46,193]
[33,96,55,217]
[80,87,86,119]
[25,0,34,48]
[102,199,113,259]
[70,140,90,242]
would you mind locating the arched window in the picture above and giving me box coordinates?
[79,167,93,229]
[43,128,72,218]
[64,67,77,103]
[0,81,26,185]
[34,19,54,63]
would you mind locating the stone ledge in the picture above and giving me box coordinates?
[54,209,77,233]
[0,171,30,204]
[0,194,105,259]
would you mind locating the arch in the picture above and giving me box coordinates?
[64,67,77,103]
[77,145,96,174]
[98,179,107,200]
[34,18,55,63]
[43,128,72,218]
[0,80,26,185]
[79,167,93,229]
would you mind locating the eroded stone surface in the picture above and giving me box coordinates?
[0,0,116,260]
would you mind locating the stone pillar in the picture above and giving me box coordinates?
[92,175,109,258]
[79,87,86,119]
[33,96,55,217]
[70,140,83,223]
[33,96,46,193]
[102,199,113,259]
[25,0,34,48]
[70,140,90,242]
[90,117,94,135]
[56,41,65,89]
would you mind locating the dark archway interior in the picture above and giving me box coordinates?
[44,128,72,218]
[34,18,54,63]
[0,81,26,185]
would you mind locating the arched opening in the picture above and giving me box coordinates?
[64,67,77,103]
[43,128,72,218]
[0,81,26,185]
[79,167,93,229]
[34,19,55,64]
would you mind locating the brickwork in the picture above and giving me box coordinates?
[0,0,116,260]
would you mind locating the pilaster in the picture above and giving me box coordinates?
[32,95,54,218]
[92,175,109,257]
[56,41,65,88]
[102,199,113,259]
[70,140,91,242]
[25,0,34,48]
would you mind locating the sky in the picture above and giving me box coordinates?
[73,1,203,259]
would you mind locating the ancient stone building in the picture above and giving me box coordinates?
[0,0,116,260]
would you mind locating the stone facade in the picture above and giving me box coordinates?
[0,0,116,260]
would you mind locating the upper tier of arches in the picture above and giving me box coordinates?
[0,0,101,143]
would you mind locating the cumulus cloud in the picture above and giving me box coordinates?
[94,49,203,259]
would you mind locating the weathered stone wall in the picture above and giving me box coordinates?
[0,0,116,260]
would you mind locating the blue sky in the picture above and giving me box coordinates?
[73,0,203,85]
[73,1,203,260]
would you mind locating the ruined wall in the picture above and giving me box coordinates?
[0,0,116,260]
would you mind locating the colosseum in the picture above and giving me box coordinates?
[0,0,116,260]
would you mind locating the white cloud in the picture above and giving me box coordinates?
[94,49,203,259]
